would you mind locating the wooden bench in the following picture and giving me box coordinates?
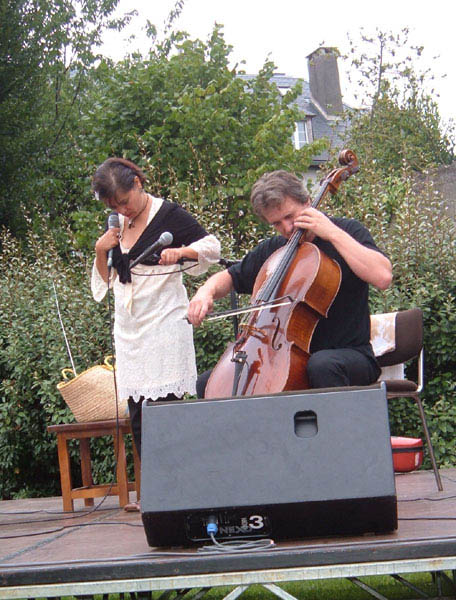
[47,419,140,512]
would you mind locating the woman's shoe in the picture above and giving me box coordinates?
[124,501,140,512]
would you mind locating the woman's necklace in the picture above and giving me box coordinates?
[128,194,149,228]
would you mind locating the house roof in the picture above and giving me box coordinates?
[238,73,349,165]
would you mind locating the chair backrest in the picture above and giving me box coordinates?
[376,308,423,368]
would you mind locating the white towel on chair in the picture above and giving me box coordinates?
[370,312,396,356]
[370,312,405,380]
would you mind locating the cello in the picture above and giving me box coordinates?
[204,149,359,399]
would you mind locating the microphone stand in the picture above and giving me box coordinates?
[219,258,240,338]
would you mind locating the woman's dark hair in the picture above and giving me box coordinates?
[250,170,310,219]
[92,158,147,206]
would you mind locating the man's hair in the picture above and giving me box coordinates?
[250,170,310,219]
[92,157,147,206]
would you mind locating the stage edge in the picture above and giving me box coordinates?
[1,555,456,599]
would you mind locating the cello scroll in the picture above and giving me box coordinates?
[314,149,359,205]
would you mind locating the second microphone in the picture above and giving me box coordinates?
[129,231,174,269]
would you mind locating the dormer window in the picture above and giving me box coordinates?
[293,121,308,149]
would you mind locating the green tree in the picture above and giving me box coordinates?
[0,224,117,498]
[76,25,327,253]
[343,28,454,175]
[0,0,131,238]
[324,30,456,466]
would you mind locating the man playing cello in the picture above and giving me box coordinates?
[187,169,392,396]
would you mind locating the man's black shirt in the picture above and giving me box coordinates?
[228,217,385,360]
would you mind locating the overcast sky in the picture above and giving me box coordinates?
[101,0,455,127]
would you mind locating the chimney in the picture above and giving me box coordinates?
[307,47,343,117]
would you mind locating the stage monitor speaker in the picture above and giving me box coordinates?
[141,383,397,547]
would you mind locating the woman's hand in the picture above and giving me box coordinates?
[159,248,184,265]
[94,228,120,283]
[95,228,120,255]
[159,246,199,266]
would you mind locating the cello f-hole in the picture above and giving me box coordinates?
[271,315,282,351]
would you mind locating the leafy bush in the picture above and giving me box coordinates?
[0,225,118,498]
[326,162,456,467]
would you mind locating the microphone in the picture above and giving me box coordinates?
[129,231,174,268]
[107,213,120,269]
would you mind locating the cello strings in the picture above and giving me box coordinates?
[259,230,302,303]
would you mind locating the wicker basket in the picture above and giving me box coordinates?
[57,357,128,422]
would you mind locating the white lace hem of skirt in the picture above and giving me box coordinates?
[121,378,197,403]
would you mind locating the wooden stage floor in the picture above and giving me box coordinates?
[1,468,456,599]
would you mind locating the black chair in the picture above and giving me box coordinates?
[373,308,442,491]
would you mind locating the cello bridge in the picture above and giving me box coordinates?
[231,350,247,364]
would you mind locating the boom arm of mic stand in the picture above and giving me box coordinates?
[177,257,198,265]
[218,258,240,336]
